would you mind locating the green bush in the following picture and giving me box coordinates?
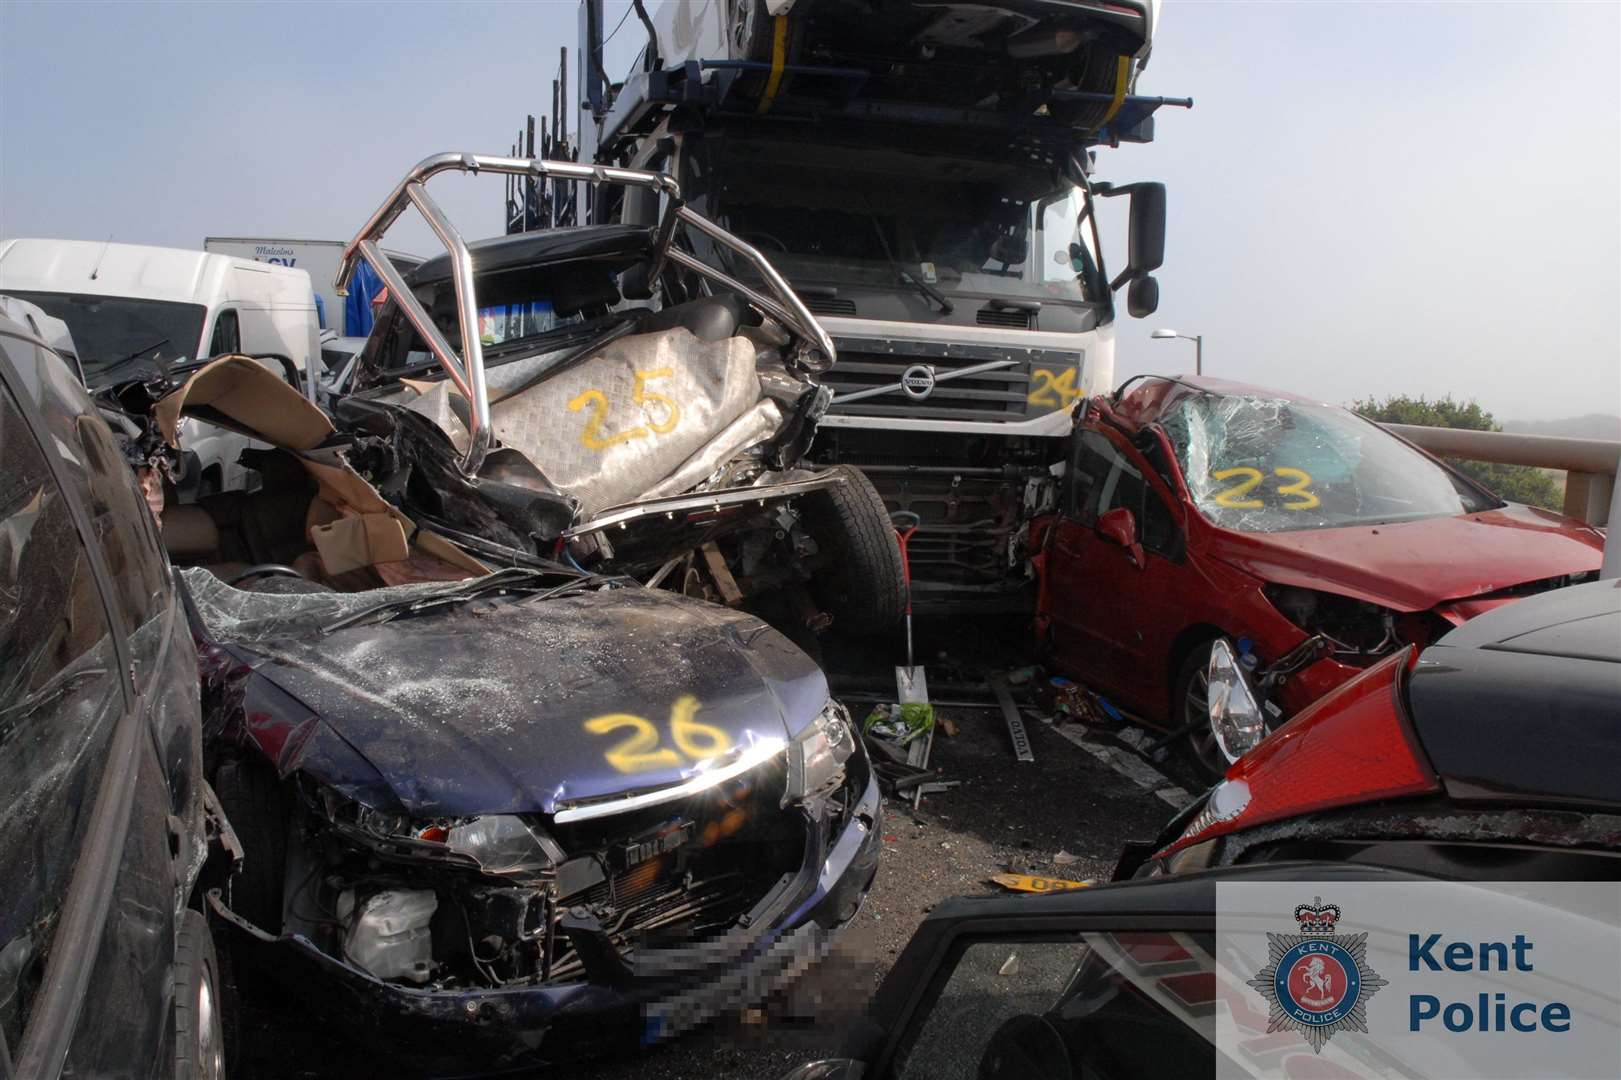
[1352,395,1563,511]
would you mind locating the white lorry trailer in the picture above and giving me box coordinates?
[203,236,348,333]
[0,237,320,496]
[517,0,1186,612]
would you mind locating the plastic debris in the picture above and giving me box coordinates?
[1053,850,1079,866]
[991,874,1095,895]
[999,953,1020,976]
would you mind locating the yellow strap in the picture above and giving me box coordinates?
[756,15,790,115]
[1099,55,1132,127]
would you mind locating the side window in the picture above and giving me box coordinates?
[73,413,169,634]
[208,309,240,356]
[1070,429,1180,558]
[0,372,125,1052]
[893,932,1215,1079]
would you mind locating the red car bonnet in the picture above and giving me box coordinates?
[1200,505,1603,613]
[1157,647,1440,859]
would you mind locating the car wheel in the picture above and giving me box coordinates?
[799,466,906,635]
[174,909,226,1080]
[1172,643,1230,783]
[213,761,287,933]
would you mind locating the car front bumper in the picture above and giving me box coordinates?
[210,764,882,1072]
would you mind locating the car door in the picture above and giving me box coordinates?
[787,863,1431,1080]
[0,327,186,1078]
[1044,423,1186,708]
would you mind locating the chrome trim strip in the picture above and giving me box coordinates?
[553,739,787,824]
[561,473,845,539]
[830,358,1018,405]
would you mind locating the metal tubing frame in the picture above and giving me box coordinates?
[336,152,835,474]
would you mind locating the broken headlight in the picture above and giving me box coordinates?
[444,815,565,878]
[1263,584,1401,662]
[350,806,563,880]
[1207,638,1266,763]
[784,701,855,805]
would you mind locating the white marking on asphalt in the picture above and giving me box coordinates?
[1048,722,1191,808]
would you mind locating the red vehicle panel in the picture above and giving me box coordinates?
[1034,376,1604,777]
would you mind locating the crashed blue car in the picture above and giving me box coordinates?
[191,566,878,1070]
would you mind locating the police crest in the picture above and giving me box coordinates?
[1247,896,1388,1052]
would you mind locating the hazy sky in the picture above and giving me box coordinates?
[3,0,1617,420]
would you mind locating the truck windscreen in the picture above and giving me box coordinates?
[682,141,1106,309]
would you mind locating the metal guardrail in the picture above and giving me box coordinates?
[1383,423,1620,579]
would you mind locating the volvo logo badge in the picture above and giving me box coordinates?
[900,364,936,400]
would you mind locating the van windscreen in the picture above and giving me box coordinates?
[6,290,206,388]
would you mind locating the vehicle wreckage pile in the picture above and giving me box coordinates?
[3,2,1616,1078]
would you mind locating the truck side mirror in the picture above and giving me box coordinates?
[1127,275,1159,318]
[1127,182,1166,275]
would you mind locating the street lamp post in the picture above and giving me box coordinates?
[1150,328,1202,375]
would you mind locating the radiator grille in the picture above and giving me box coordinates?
[824,337,1080,422]
[975,307,1033,329]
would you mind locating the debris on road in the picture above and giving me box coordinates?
[990,874,1094,894]
[990,675,1035,762]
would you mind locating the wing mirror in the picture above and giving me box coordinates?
[1097,506,1144,569]
[1097,181,1168,315]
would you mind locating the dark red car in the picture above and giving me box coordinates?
[1031,375,1604,778]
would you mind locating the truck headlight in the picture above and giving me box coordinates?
[784,701,855,805]
[1207,638,1266,763]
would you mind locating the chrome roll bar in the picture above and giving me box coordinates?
[335,152,835,474]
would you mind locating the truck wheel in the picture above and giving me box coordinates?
[213,761,287,933]
[800,466,905,635]
[174,909,227,1080]
[1171,644,1229,783]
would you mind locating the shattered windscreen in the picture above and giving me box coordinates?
[1161,395,1497,533]
[181,567,461,644]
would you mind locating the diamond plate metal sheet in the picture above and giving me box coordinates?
[399,327,764,516]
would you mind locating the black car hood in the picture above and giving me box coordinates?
[238,587,827,817]
[1408,579,1621,809]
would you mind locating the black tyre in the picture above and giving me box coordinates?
[1171,642,1229,783]
[213,762,287,933]
[174,909,227,1080]
[799,466,906,635]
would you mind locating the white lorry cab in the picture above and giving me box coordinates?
[519,0,1186,613]
[0,237,320,496]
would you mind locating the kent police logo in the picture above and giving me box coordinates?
[1247,896,1388,1053]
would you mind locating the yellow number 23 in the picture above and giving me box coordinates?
[1211,466,1320,510]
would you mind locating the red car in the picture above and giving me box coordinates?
[1031,375,1605,778]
